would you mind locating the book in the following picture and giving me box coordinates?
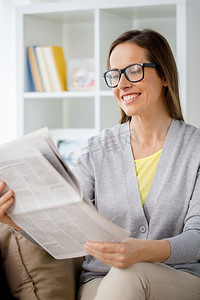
[42,46,67,92]
[32,46,45,91]
[26,50,36,92]
[27,46,44,92]
[0,128,129,259]
[49,46,67,91]
[35,46,53,92]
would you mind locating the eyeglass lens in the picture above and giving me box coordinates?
[105,64,143,87]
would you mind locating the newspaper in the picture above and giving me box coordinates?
[0,128,130,259]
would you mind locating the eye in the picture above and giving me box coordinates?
[131,69,140,75]
[130,66,142,74]
[106,72,119,80]
[126,65,143,80]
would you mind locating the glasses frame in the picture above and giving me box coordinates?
[102,63,158,88]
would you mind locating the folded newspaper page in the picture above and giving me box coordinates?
[0,128,130,259]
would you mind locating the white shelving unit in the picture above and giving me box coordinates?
[15,0,200,136]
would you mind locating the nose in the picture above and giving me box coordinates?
[117,73,132,90]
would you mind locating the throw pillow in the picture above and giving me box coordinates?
[0,223,83,300]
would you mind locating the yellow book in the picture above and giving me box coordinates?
[50,46,67,91]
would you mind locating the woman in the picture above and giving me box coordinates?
[0,29,200,299]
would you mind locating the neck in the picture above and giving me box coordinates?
[129,113,172,147]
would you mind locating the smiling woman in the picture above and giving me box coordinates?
[73,29,200,300]
[0,29,200,300]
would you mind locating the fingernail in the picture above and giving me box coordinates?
[0,181,5,187]
[8,190,13,196]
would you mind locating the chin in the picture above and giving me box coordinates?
[123,109,139,117]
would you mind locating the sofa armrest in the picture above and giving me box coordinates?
[0,223,83,300]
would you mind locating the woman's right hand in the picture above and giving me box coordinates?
[0,181,22,231]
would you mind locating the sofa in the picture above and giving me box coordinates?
[0,223,84,299]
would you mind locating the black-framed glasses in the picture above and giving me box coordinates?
[102,63,158,88]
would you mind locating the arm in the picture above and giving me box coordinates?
[84,171,200,268]
[164,170,200,265]
[84,238,171,269]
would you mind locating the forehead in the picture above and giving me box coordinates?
[109,42,148,68]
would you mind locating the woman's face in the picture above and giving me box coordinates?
[109,42,167,118]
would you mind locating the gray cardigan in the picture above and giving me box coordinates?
[72,119,200,283]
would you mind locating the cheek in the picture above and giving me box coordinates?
[115,95,123,110]
[113,88,121,103]
[112,87,118,97]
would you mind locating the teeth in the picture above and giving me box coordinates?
[123,94,140,101]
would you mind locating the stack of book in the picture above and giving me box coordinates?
[27,45,67,92]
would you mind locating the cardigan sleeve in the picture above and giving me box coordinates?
[165,170,200,264]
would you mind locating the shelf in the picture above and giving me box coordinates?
[23,91,96,99]
[30,10,94,24]
[23,90,114,99]
[99,90,113,97]
[16,0,200,137]
[106,4,176,19]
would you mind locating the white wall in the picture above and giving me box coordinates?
[0,0,32,145]
[0,0,16,144]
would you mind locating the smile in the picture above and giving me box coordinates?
[122,93,141,102]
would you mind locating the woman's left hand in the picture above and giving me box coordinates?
[84,238,143,268]
[84,238,171,268]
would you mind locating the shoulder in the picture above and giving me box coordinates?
[72,122,129,165]
[176,119,200,141]
[88,122,129,145]
[87,122,129,155]
[172,120,200,158]
[84,122,130,164]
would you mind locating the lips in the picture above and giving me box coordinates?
[122,93,141,102]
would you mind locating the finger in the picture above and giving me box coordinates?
[84,245,112,260]
[84,242,123,261]
[0,189,14,204]
[84,248,124,268]
[85,246,117,260]
[90,254,116,266]
[0,197,14,216]
[84,241,121,254]
[0,180,6,192]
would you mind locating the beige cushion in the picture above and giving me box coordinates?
[0,223,83,300]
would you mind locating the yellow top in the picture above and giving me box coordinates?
[134,149,162,206]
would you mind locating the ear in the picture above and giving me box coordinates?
[162,77,168,87]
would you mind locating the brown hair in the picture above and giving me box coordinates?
[107,29,184,123]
